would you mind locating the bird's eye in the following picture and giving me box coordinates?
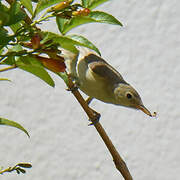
[126,93,132,99]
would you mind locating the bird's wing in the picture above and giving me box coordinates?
[84,53,127,84]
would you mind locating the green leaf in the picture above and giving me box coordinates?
[34,0,64,17]
[0,117,30,137]
[56,16,95,35]
[89,11,122,25]
[0,27,14,47]
[88,0,109,10]
[81,0,88,7]
[68,34,100,55]
[6,1,26,26]
[2,45,23,65]
[41,31,100,54]
[2,56,16,66]
[16,56,55,87]
[0,11,10,26]
[20,0,33,15]
[56,11,122,34]
[81,0,109,9]
[11,44,24,52]
[56,17,69,35]
[10,22,22,33]
[0,2,9,26]
[56,72,68,84]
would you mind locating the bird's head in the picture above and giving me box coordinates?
[114,84,153,116]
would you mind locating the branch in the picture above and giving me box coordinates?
[0,65,17,72]
[0,163,32,175]
[67,76,133,180]
[3,1,133,179]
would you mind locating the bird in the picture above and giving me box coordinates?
[62,46,154,117]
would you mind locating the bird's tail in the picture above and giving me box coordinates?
[61,46,98,77]
[61,46,97,61]
[60,48,77,61]
[75,46,98,58]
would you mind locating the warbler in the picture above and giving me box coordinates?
[63,46,153,117]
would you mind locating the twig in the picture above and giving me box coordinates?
[31,14,54,26]
[0,163,32,175]
[4,1,133,179]
[67,76,133,180]
[0,65,17,72]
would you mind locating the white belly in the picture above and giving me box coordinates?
[76,58,114,103]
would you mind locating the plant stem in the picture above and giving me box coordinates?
[4,0,133,179]
[31,14,54,26]
[0,65,17,72]
[0,167,12,175]
[67,76,133,180]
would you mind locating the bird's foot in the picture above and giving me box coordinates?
[88,110,101,126]
[66,84,78,92]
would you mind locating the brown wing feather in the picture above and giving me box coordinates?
[84,54,127,85]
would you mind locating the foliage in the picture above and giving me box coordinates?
[0,117,29,137]
[0,0,122,135]
[0,0,122,176]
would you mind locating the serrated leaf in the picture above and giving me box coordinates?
[41,31,100,54]
[16,56,55,87]
[20,0,33,15]
[34,0,64,17]
[56,11,122,34]
[0,117,30,137]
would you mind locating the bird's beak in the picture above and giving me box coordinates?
[136,104,152,117]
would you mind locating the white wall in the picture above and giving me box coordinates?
[1,0,180,179]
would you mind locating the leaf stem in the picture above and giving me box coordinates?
[0,167,12,175]
[0,65,17,72]
[31,14,54,26]
[0,163,32,175]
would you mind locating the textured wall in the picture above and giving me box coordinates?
[1,0,180,179]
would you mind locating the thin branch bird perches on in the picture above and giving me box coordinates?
[67,75,133,180]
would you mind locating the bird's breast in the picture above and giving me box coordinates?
[76,59,115,103]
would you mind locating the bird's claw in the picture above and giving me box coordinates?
[88,111,101,126]
[66,85,78,92]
